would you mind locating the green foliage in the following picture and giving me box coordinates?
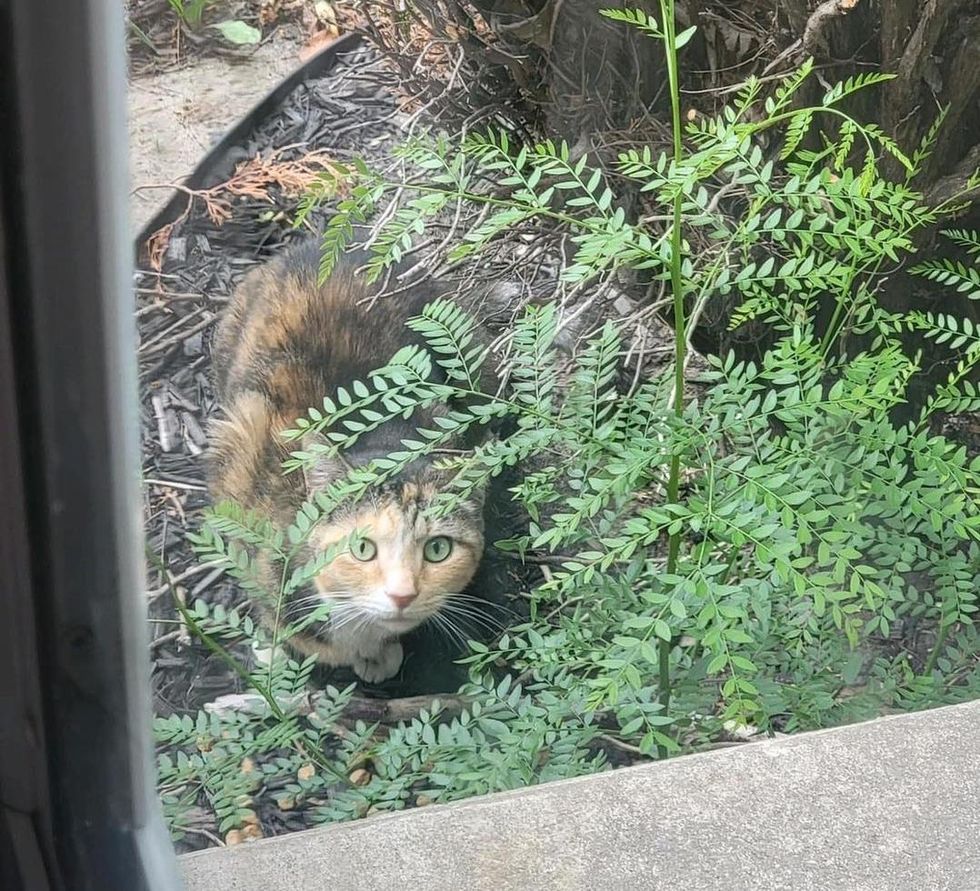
[165,0,259,45]
[904,235,980,429]
[155,676,354,839]
[156,595,606,837]
[284,15,980,739]
[159,5,980,841]
[910,231,980,300]
[297,290,980,742]
[166,0,210,27]
[318,675,606,822]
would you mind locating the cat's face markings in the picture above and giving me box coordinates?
[310,479,483,634]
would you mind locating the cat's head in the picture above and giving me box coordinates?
[299,441,485,635]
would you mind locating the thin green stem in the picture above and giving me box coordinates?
[173,597,288,723]
[922,622,951,676]
[268,560,292,693]
[658,0,687,757]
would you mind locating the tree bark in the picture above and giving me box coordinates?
[881,0,979,182]
[389,0,980,355]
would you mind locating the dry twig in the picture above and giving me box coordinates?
[801,0,861,58]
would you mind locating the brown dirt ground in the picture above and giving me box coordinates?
[128,32,308,233]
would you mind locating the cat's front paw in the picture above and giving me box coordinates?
[352,639,403,683]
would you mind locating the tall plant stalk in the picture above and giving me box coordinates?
[657,0,688,753]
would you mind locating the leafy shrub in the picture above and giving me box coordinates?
[159,2,980,839]
[164,0,261,45]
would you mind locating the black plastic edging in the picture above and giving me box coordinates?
[135,31,363,252]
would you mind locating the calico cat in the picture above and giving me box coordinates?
[207,241,491,684]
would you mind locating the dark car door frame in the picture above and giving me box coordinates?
[0,1,182,888]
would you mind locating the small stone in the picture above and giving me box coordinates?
[415,794,434,807]
[348,768,371,787]
[274,794,297,811]
[297,763,316,782]
[241,823,263,840]
[314,0,335,25]
[166,237,187,263]
[240,757,256,775]
[182,332,204,357]
[613,295,635,315]
[723,720,760,741]
[225,830,244,846]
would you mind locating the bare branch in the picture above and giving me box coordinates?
[801,0,861,58]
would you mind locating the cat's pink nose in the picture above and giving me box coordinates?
[387,591,418,611]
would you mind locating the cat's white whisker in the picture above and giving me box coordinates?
[429,611,468,651]
[327,607,368,633]
[439,601,508,632]
[446,592,518,618]
[429,613,458,643]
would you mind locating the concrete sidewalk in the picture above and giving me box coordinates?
[181,700,980,890]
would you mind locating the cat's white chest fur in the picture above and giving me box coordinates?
[252,616,405,683]
[326,617,404,683]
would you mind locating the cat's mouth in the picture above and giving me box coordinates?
[308,610,421,643]
[377,613,425,634]
[305,591,433,637]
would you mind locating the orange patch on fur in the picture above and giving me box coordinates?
[311,503,481,620]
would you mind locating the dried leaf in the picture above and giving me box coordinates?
[299,29,340,63]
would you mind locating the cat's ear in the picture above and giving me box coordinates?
[454,450,488,508]
[299,432,347,495]
[463,458,488,507]
[466,480,487,510]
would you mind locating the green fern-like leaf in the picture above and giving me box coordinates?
[821,72,896,107]
[910,257,980,299]
[941,228,980,257]
[598,7,661,37]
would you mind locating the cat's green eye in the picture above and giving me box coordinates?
[351,537,377,562]
[423,536,453,563]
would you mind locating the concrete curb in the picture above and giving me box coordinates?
[181,700,980,890]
